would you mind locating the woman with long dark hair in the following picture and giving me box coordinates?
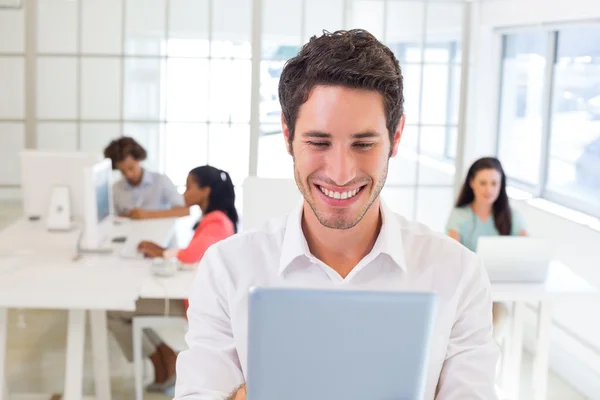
[446,157,527,342]
[107,166,238,393]
[448,157,526,247]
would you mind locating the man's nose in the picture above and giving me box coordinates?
[324,145,357,186]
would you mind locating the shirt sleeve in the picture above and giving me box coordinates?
[177,216,229,264]
[435,252,499,399]
[511,208,526,235]
[163,248,179,259]
[174,245,245,399]
[446,208,463,235]
[161,174,185,208]
[112,182,126,215]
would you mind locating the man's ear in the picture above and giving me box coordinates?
[390,114,405,158]
[281,112,292,155]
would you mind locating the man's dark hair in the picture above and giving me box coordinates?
[103,136,147,169]
[278,29,404,148]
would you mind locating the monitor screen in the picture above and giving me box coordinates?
[95,165,111,222]
[19,150,100,219]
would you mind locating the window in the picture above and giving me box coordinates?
[257,0,464,174]
[30,0,253,192]
[546,27,600,215]
[257,0,303,179]
[386,1,462,164]
[12,0,469,230]
[497,27,600,218]
[497,32,548,186]
[254,0,465,228]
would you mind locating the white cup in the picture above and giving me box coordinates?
[151,257,178,277]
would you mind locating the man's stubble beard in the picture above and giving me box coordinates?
[292,158,389,230]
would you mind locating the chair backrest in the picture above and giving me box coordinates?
[242,177,301,231]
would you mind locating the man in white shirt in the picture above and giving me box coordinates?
[174,29,498,400]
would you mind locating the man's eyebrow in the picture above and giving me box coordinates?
[300,131,382,139]
[302,131,331,138]
[351,131,381,139]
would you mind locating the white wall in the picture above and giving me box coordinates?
[467,0,600,397]
[0,4,25,190]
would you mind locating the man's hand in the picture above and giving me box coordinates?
[227,384,246,400]
[137,241,165,258]
[128,208,149,220]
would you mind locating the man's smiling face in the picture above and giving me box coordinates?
[283,84,403,230]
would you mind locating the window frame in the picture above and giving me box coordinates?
[496,26,600,219]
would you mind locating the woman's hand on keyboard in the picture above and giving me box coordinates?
[137,241,165,258]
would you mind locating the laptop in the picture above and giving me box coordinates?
[114,219,177,259]
[118,235,144,259]
[246,287,438,400]
[476,236,552,283]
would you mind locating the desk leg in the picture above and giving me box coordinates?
[90,310,112,400]
[63,309,86,400]
[0,308,7,400]
[533,301,552,400]
[500,303,513,388]
[507,301,524,400]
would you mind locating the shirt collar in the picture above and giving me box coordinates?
[278,198,407,275]
[279,199,312,273]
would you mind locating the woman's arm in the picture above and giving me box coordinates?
[448,229,462,243]
[127,206,190,219]
[177,215,233,264]
[177,229,222,264]
[446,208,464,244]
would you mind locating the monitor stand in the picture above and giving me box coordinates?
[77,213,114,255]
[46,186,74,231]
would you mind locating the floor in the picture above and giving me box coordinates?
[0,201,591,400]
[4,308,178,399]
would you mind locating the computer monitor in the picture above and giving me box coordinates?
[242,177,301,231]
[20,150,101,222]
[81,159,114,250]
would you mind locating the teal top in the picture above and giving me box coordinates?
[445,206,526,252]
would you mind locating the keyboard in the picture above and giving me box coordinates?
[114,219,177,259]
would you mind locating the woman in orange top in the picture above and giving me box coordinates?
[111,166,238,392]
[138,165,238,261]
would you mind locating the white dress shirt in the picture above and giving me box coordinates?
[175,200,499,399]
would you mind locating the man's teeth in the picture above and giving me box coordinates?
[319,186,361,200]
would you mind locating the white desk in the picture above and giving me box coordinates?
[139,269,195,300]
[0,216,193,400]
[492,261,600,400]
[1,217,599,400]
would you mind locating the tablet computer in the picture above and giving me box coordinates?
[247,287,438,400]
